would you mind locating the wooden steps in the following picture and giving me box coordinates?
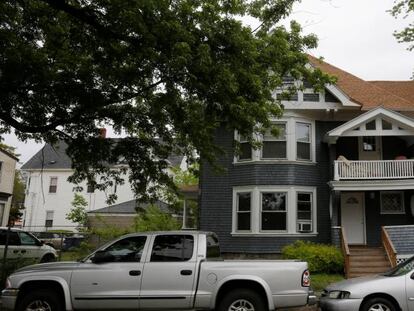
[348,246,391,278]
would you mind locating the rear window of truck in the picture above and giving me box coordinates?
[206,234,221,259]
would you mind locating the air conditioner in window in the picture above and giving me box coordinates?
[297,222,312,233]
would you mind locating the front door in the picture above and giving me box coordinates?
[341,192,365,244]
[71,235,148,310]
[359,136,382,160]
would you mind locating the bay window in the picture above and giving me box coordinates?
[235,118,314,163]
[233,186,316,235]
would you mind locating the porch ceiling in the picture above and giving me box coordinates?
[325,107,414,144]
[329,179,414,191]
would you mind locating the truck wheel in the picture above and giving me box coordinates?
[361,297,397,311]
[17,289,63,311]
[40,254,56,263]
[218,288,265,311]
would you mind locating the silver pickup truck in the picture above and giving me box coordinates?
[2,231,315,311]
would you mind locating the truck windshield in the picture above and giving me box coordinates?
[383,255,414,277]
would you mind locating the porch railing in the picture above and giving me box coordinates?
[381,226,397,268]
[334,159,414,181]
[340,227,350,278]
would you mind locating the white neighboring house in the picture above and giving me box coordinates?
[21,140,186,232]
[0,148,18,226]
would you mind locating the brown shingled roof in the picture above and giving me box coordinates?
[369,81,414,103]
[307,55,414,111]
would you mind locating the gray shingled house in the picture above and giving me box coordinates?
[199,56,414,277]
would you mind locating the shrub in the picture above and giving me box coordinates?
[282,241,344,274]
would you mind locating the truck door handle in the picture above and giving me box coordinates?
[409,297,414,301]
[181,270,192,276]
[129,270,141,276]
[13,250,18,254]
[21,250,26,254]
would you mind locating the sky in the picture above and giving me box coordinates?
[3,0,414,166]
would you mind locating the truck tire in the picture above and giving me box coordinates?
[217,288,266,311]
[361,297,397,311]
[17,289,63,311]
[40,253,56,263]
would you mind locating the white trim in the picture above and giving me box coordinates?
[232,185,317,235]
[380,191,406,215]
[326,107,414,143]
[329,179,414,191]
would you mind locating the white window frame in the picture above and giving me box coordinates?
[296,191,313,233]
[234,117,316,164]
[260,122,287,160]
[235,133,253,162]
[232,186,317,236]
[235,191,252,232]
[45,210,54,227]
[49,177,58,194]
[295,121,312,161]
[380,191,405,215]
[259,191,288,233]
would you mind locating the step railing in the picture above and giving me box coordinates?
[382,226,397,268]
[334,159,414,180]
[340,227,350,278]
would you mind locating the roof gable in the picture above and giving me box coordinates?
[326,107,414,143]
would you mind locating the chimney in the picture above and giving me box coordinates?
[99,128,107,139]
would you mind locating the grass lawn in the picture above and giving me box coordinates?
[311,273,345,292]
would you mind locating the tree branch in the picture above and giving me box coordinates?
[40,0,143,45]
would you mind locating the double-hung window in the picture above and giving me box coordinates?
[297,192,313,232]
[236,192,251,231]
[296,122,311,160]
[261,123,287,159]
[45,211,54,227]
[238,135,252,161]
[261,192,287,231]
[49,177,58,193]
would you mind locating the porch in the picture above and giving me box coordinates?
[331,190,414,278]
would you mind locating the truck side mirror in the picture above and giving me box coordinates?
[91,250,114,264]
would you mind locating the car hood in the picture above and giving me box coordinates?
[14,261,80,274]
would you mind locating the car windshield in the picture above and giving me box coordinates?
[383,255,414,277]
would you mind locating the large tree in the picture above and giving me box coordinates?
[1,0,333,202]
[391,0,414,52]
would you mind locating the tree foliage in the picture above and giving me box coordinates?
[66,193,88,229]
[391,0,414,51]
[133,205,181,232]
[1,0,334,201]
